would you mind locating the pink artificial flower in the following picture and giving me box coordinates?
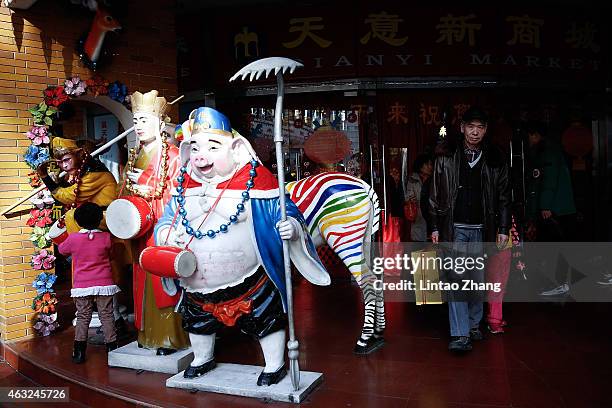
[26,126,50,146]
[35,209,53,227]
[64,76,87,97]
[31,250,56,270]
[26,209,41,227]
[26,208,53,227]
[32,252,44,269]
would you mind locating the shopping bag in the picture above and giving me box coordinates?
[412,249,443,305]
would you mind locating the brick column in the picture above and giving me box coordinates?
[0,0,178,342]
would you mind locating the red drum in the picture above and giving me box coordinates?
[48,220,68,245]
[106,196,154,240]
[139,246,197,278]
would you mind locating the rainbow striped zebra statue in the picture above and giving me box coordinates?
[287,172,385,354]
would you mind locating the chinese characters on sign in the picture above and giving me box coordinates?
[283,17,332,48]
[386,103,473,127]
[452,104,471,125]
[387,102,408,125]
[565,22,600,52]
[222,10,602,78]
[506,14,544,48]
[436,14,481,46]
[419,103,441,126]
[360,11,408,46]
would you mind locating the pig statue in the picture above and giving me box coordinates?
[151,107,330,386]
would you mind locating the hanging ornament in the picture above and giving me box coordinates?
[76,6,121,71]
[347,112,357,123]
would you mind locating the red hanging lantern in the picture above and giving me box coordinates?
[303,126,351,164]
[562,122,592,170]
[562,122,592,157]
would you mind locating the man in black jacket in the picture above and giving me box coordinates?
[429,106,511,352]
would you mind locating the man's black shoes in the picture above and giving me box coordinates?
[449,336,472,352]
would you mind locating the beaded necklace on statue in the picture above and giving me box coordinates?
[124,132,170,201]
[176,159,258,240]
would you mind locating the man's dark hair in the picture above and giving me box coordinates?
[74,202,103,230]
[412,154,432,173]
[525,121,547,138]
[462,106,489,124]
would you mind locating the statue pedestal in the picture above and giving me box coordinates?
[166,363,323,404]
[108,341,194,374]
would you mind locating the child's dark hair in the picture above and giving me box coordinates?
[74,202,103,230]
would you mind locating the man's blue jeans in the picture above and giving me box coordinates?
[448,227,485,337]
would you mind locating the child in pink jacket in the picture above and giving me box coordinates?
[58,202,119,364]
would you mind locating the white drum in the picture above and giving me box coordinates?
[106,196,154,240]
[48,220,68,245]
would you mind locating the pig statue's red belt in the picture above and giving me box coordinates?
[191,274,268,326]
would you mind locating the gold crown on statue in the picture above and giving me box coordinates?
[130,90,169,118]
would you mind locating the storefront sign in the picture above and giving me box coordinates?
[178,5,605,89]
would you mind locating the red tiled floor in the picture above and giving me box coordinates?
[324,359,424,399]
[307,387,410,408]
[408,365,508,406]
[3,270,612,407]
[507,369,566,408]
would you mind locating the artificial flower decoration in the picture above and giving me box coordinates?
[26,208,54,228]
[108,80,128,103]
[32,271,57,292]
[43,86,69,108]
[30,190,46,209]
[42,189,55,206]
[32,292,58,314]
[30,190,55,209]
[28,172,42,188]
[24,145,50,169]
[32,251,56,271]
[33,312,59,336]
[30,225,51,249]
[28,102,57,126]
[64,76,87,96]
[26,125,50,146]
[86,75,109,96]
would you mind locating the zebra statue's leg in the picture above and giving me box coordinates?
[352,263,385,354]
[323,222,384,354]
[365,236,386,343]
